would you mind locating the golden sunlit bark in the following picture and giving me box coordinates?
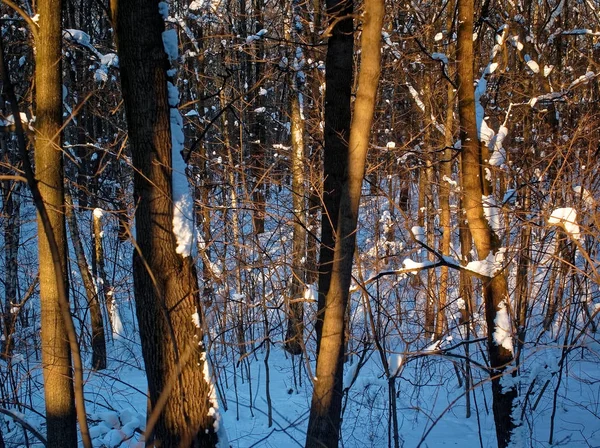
[306,0,384,445]
[34,1,78,445]
[456,0,518,445]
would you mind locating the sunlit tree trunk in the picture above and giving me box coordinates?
[34,1,78,446]
[112,0,218,445]
[306,0,384,445]
[456,0,517,445]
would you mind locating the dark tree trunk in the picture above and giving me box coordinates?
[315,0,354,354]
[112,0,218,445]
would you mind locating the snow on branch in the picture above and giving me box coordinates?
[548,207,581,240]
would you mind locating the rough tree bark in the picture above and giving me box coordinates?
[456,0,518,445]
[306,0,384,445]
[112,0,219,445]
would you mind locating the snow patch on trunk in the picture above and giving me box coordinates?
[493,300,513,353]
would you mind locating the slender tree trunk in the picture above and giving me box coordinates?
[285,72,307,355]
[92,207,115,334]
[65,191,107,370]
[34,1,78,445]
[315,0,354,354]
[250,0,266,234]
[436,76,455,339]
[1,176,20,358]
[456,0,517,445]
[306,1,384,445]
[112,0,218,445]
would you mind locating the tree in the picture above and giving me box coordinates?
[314,0,353,351]
[64,190,107,370]
[306,0,384,445]
[111,0,219,445]
[33,1,78,446]
[456,0,517,445]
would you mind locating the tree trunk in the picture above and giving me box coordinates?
[456,0,517,445]
[34,1,78,446]
[285,73,307,356]
[65,191,107,370]
[92,207,116,335]
[112,0,218,445]
[306,0,384,445]
[315,0,354,355]
[436,74,455,339]
[1,174,20,358]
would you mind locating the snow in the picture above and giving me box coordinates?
[431,52,448,64]
[64,28,91,46]
[548,207,581,240]
[503,189,517,205]
[163,27,195,257]
[111,295,124,337]
[482,195,501,233]
[192,310,201,328]
[569,71,595,89]
[93,208,104,219]
[411,225,425,243]
[424,340,441,352]
[465,249,505,277]
[188,0,204,10]
[402,258,431,271]
[525,57,540,74]
[0,112,29,127]
[407,84,425,112]
[389,353,404,377]
[202,351,229,447]
[443,175,457,187]
[162,29,179,61]
[573,185,594,207]
[493,300,514,353]
[158,1,169,18]
[488,124,508,166]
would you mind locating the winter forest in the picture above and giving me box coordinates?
[0,0,599,446]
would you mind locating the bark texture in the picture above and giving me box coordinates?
[65,191,107,370]
[285,83,307,356]
[306,0,384,445]
[34,1,78,446]
[112,0,218,446]
[315,0,354,351]
[456,0,517,445]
